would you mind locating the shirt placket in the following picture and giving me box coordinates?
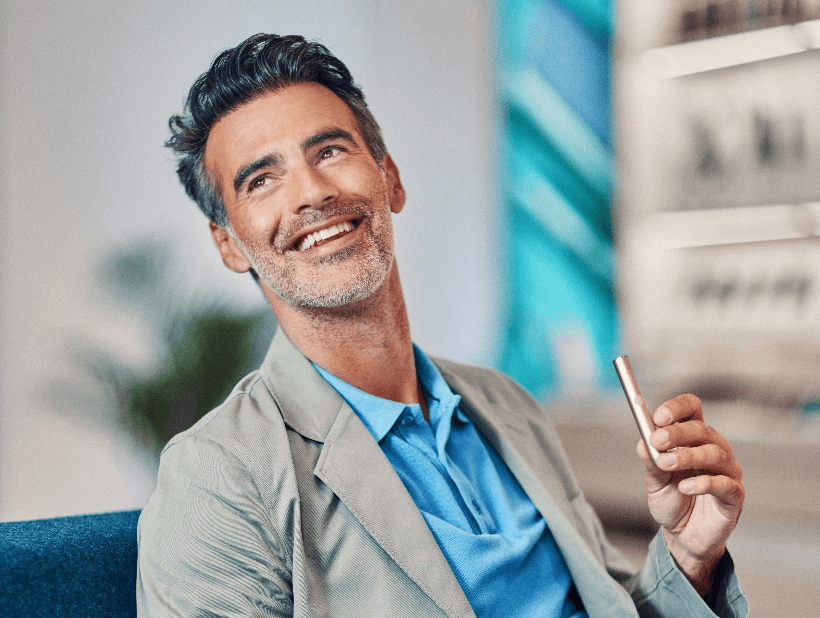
[396,404,488,534]
[432,398,495,535]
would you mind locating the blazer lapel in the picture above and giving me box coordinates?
[316,403,475,618]
[262,329,474,618]
[437,362,638,618]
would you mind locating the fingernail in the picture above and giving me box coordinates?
[654,429,669,447]
[657,452,677,468]
[679,479,695,493]
[655,407,672,425]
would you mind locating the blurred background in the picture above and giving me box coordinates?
[1,0,818,614]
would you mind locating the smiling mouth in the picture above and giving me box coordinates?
[296,220,358,252]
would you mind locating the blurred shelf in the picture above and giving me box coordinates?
[642,19,820,78]
[639,202,820,248]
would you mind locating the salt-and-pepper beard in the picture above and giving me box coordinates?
[229,199,395,309]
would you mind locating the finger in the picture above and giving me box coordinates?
[653,393,703,427]
[654,443,743,481]
[677,474,745,513]
[650,420,733,454]
[637,438,673,480]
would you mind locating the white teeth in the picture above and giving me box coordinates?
[298,221,355,251]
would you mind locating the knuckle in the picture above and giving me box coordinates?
[678,448,694,467]
[663,424,680,443]
[705,443,724,464]
[673,422,698,447]
[719,448,733,467]
[708,441,724,456]
[676,393,702,412]
[676,419,698,438]
[726,481,744,503]
[663,394,704,421]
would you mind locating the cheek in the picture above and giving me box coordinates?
[252,212,274,232]
[237,209,278,246]
[337,163,386,195]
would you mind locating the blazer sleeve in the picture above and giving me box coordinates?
[573,492,748,618]
[629,529,748,618]
[137,434,295,618]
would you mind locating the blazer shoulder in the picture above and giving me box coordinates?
[161,369,284,455]
[432,357,545,417]
[156,368,301,520]
[138,377,299,618]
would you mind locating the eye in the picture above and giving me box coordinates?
[248,175,271,192]
[318,145,344,160]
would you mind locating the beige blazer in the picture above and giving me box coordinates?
[137,328,747,617]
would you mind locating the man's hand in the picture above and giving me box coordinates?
[638,394,745,597]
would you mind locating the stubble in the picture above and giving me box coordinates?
[232,199,395,309]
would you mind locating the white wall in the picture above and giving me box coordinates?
[0,0,499,521]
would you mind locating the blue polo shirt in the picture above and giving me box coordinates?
[315,346,587,618]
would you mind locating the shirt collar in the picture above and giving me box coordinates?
[412,344,464,426]
[313,345,463,442]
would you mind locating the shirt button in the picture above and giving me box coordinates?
[401,414,414,427]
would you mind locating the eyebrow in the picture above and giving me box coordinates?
[301,127,357,151]
[232,127,358,194]
[234,153,281,193]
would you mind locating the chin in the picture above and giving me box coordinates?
[264,259,393,310]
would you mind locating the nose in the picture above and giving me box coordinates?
[287,162,338,213]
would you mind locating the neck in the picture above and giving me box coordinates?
[264,263,421,405]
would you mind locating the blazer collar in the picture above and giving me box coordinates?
[260,326,340,443]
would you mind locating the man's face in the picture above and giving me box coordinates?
[204,82,405,309]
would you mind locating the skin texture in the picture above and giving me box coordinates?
[203,81,742,595]
[643,394,745,596]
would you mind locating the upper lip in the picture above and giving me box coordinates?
[290,216,360,251]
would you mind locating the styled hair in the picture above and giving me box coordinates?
[166,34,387,226]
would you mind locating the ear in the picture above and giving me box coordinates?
[382,154,406,214]
[209,222,252,274]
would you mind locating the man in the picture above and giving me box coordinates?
[137,34,747,617]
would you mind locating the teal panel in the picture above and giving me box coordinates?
[497,0,619,398]
[556,0,613,38]
[500,207,619,398]
[506,106,611,238]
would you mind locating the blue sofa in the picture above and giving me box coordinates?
[0,510,140,618]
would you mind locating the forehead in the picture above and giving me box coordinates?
[204,82,361,180]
